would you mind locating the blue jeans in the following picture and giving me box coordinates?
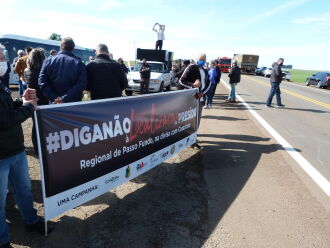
[18,80,24,96]
[266,82,282,106]
[206,84,216,106]
[0,152,38,245]
[228,83,237,100]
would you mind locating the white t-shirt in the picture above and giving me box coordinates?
[157,30,165,40]
[199,68,206,90]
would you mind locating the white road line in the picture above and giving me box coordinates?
[221,79,330,197]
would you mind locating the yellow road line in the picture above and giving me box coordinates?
[243,76,330,110]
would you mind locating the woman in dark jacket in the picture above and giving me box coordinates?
[24,48,48,105]
[24,48,46,155]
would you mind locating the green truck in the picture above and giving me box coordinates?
[233,54,259,74]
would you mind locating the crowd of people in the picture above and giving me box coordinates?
[0,33,286,247]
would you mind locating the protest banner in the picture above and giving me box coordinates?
[35,89,199,221]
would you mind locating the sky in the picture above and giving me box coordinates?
[1,0,330,70]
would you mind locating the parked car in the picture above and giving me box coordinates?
[263,68,272,77]
[282,70,291,81]
[305,72,330,88]
[255,66,267,76]
[125,61,172,96]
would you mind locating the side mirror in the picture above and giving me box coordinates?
[312,74,316,76]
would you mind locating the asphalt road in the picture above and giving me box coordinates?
[221,74,330,188]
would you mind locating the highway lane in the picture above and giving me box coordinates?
[221,74,330,186]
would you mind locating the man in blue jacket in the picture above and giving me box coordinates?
[38,37,87,104]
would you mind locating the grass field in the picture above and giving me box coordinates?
[286,69,321,84]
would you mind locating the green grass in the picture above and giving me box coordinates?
[286,69,321,84]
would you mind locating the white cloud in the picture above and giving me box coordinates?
[246,0,311,25]
[98,0,122,11]
[55,0,90,4]
[293,12,330,27]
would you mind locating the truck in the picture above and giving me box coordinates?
[218,57,232,73]
[125,48,173,96]
[233,54,259,74]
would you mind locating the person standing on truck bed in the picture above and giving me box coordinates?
[152,23,165,50]
[139,58,151,94]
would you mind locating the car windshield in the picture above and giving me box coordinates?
[133,63,164,73]
[220,59,231,64]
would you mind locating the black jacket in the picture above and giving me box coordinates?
[86,54,128,100]
[139,63,151,80]
[180,64,211,95]
[0,62,11,87]
[0,83,34,159]
[228,65,241,84]
[24,68,49,105]
[173,66,186,79]
[270,62,283,83]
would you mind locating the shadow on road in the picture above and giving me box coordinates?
[245,101,330,114]
[202,115,248,121]
[7,131,301,248]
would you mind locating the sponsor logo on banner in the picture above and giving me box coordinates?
[178,142,184,149]
[125,165,131,178]
[150,154,159,167]
[136,162,145,172]
[105,176,119,184]
[160,151,169,159]
[170,145,176,155]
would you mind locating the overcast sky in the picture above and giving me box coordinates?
[1,0,330,70]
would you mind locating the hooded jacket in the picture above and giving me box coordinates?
[0,83,34,159]
[270,62,283,83]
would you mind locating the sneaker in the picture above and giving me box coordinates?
[265,105,273,108]
[26,218,54,234]
[204,105,210,109]
[209,104,212,109]
[275,104,285,108]
[225,99,231,102]
[0,243,13,248]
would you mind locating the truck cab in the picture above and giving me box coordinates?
[125,61,172,95]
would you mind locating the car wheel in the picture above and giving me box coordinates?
[287,79,290,82]
[158,82,164,92]
[317,82,322,88]
[125,90,133,96]
[305,79,310,86]
[165,84,171,91]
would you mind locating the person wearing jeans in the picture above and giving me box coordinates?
[0,152,39,246]
[205,60,218,109]
[227,61,241,103]
[0,47,45,246]
[266,58,285,107]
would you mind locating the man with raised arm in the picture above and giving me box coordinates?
[152,23,165,50]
